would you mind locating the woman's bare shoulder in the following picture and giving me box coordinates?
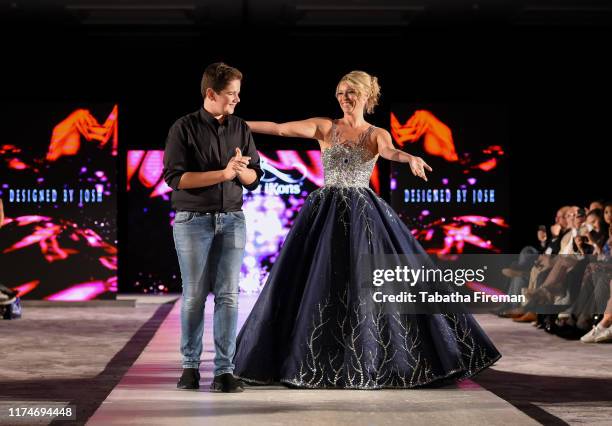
[310,117,334,130]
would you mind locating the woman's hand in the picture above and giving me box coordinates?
[407,154,433,182]
[376,129,433,182]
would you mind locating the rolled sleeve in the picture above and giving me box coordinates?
[162,121,188,191]
[242,129,263,191]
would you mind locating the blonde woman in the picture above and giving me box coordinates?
[234,71,501,389]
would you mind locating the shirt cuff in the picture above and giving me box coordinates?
[167,172,184,191]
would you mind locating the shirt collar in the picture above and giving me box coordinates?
[200,107,229,127]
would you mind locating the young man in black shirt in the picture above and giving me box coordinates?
[163,63,262,393]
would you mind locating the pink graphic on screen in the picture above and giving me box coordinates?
[2,215,118,300]
[126,149,322,294]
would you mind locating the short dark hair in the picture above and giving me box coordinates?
[201,62,242,98]
[587,208,603,220]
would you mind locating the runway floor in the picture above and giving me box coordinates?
[1,295,610,425]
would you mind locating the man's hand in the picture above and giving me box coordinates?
[232,148,251,176]
[550,224,561,238]
[223,148,251,181]
[537,229,548,242]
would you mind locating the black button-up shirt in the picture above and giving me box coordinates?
[163,108,263,212]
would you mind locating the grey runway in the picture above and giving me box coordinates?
[2,295,609,425]
[86,296,542,426]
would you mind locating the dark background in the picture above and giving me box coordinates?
[2,1,610,262]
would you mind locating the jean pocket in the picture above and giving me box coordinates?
[233,225,246,248]
[174,211,196,224]
[228,212,246,248]
[230,211,246,222]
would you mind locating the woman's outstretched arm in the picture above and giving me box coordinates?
[375,128,433,182]
[246,117,329,140]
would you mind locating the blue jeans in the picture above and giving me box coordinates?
[173,211,246,376]
[506,246,540,295]
[503,246,540,310]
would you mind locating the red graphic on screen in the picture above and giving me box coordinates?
[412,215,508,254]
[370,164,381,194]
[5,106,118,170]
[474,158,497,173]
[8,158,28,170]
[391,110,459,162]
[11,280,40,298]
[46,105,118,161]
[0,145,21,155]
[3,145,28,171]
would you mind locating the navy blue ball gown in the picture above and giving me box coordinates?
[234,122,501,389]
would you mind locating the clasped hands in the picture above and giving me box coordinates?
[223,148,251,180]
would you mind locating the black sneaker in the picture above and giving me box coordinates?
[177,368,200,390]
[210,373,244,393]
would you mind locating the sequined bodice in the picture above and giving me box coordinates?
[322,121,378,187]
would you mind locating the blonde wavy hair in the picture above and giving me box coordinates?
[336,70,381,114]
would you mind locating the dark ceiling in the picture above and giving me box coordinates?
[2,0,611,30]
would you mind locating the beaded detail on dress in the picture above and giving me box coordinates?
[322,121,378,188]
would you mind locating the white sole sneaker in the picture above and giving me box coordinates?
[594,325,612,343]
[580,325,603,343]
